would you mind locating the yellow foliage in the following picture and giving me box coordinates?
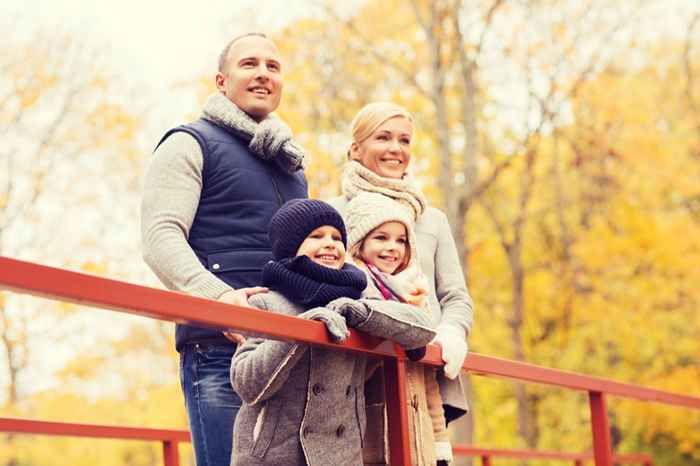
[2,4,699,466]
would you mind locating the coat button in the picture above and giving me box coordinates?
[345,385,352,398]
[212,263,220,270]
[302,426,311,438]
[336,425,345,437]
[312,383,323,395]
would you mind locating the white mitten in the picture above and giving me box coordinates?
[432,325,468,379]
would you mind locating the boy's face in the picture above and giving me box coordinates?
[360,221,408,274]
[296,225,346,270]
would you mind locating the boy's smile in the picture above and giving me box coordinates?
[296,225,346,270]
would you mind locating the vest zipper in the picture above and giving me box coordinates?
[267,169,284,207]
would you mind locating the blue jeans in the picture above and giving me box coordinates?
[180,342,241,466]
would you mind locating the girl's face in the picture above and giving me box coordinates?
[350,116,413,179]
[360,221,408,274]
[296,225,346,270]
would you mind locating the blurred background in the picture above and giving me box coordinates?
[1,0,699,464]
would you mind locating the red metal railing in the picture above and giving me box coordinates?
[0,417,654,466]
[1,256,698,466]
[452,445,654,466]
[0,417,189,466]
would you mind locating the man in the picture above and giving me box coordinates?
[141,33,308,466]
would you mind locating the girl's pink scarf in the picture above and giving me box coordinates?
[366,264,404,302]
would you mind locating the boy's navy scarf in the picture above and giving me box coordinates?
[262,256,367,307]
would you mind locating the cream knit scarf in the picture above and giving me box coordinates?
[341,161,428,220]
[202,92,307,173]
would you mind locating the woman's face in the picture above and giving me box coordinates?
[350,116,413,179]
[360,221,408,274]
[296,225,346,269]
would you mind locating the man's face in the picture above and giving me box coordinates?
[216,36,283,121]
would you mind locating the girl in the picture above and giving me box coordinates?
[344,192,453,466]
[229,199,437,466]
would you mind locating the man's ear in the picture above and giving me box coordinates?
[215,72,226,93]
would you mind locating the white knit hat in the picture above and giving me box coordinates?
[344,192,418,271]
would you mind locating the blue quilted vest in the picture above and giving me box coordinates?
[157,118,308,350]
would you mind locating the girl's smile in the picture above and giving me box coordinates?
[360,221,408,274]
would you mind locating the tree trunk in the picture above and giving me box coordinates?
[508,250,537,448]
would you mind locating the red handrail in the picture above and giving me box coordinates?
[0,417,190,466]
[0,256,697,466]
[452,445,654,466]
[0,417,655,466]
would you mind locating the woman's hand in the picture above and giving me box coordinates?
[432,326,468,379]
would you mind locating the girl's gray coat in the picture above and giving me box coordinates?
[229,291,436,466]
[329,196,473,416]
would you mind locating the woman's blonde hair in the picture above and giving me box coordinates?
[348,102,413,158]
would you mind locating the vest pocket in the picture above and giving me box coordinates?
[206,249,272,288]
[251,397,282,458]
[207,249,272,273]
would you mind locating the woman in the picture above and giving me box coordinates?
[327,102,474,458]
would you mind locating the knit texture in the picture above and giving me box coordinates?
[262,256,367,307]
[344,192,418,269]
[269,199,347,260]
[362,264,428,362]
[203,92,307,173]
[341,161,427,220]
[299,307,349,342]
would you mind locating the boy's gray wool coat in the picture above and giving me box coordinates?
[229,291,436,466]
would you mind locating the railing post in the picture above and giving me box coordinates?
[162,440,179,466]
[481,454,492,466]
[574,459,584,466]
[589,391,613,466]
[384,352,411,466]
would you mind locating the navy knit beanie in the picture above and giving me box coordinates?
[269,199,347,260]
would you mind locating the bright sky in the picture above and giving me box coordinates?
[4,0,322,87]
[2,0,373,399]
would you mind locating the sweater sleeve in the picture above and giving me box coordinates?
[332,298,437,349]
[141,132,232,299]
[433,209,474,337]
[229,294,309,404]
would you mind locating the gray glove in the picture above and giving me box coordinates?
[326,297,371,328]
[299,307,350,342]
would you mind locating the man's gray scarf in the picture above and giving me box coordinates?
[202,92,307,173]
